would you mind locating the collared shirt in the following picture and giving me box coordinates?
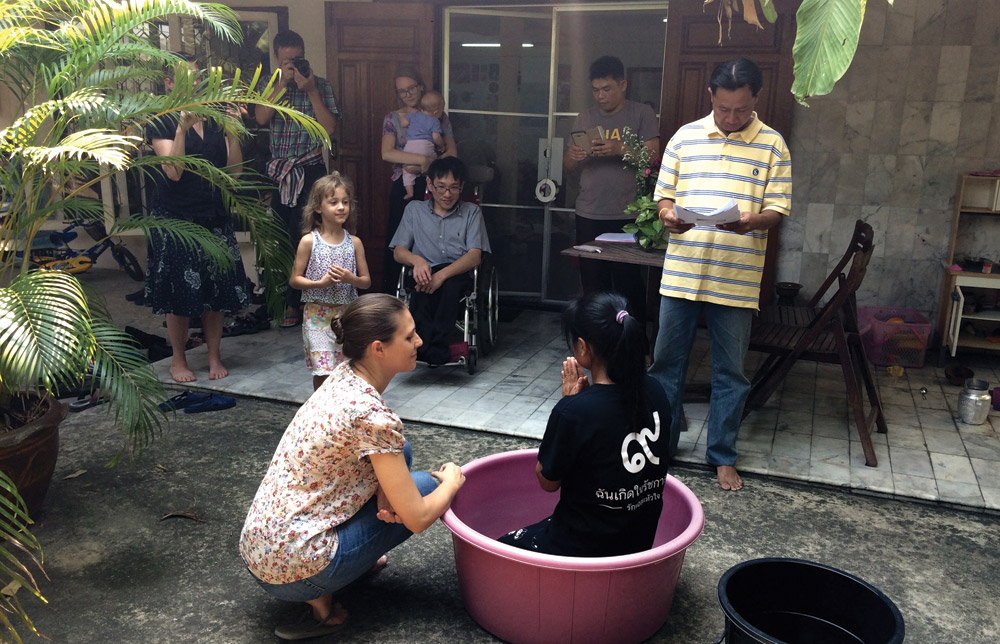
[239,362,406,585]
[389,199,491,266]
[654,112,792,309]
[267,76,338,161]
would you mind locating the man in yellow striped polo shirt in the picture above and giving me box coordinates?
[649,58,792,491]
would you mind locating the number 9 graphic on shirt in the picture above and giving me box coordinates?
[621,420,661,474]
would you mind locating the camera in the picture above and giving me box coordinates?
[292,57,310,77]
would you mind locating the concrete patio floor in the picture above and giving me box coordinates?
[19,267,998,643]
[30,396,1000,643]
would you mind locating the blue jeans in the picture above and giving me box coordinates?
[648,297,753,466]
[255,441,438,602]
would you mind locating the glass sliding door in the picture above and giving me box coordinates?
[445,3,667,303]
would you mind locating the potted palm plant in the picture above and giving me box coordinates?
[0,1,327,639]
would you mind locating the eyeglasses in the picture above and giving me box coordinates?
[397,84,421,97]
[432,183,463,195]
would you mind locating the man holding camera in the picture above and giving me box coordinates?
[256,30,339,328]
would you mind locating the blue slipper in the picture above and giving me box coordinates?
[183,393,236,414]
[158,391,210,412]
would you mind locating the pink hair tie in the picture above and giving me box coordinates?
[615,310,628,324]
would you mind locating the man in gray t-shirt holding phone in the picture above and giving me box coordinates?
[564,55,659,322]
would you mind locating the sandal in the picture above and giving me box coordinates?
[158,391,210,412]
[274,617,345,641]
[183,393,236,414]
[280,311,301,328]
[68,392,108,413]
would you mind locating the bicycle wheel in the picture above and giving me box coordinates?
[112,245,145,281]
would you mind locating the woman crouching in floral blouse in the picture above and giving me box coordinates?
[239,293,465,640]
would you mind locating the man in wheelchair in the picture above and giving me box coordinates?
[389,157,490,366]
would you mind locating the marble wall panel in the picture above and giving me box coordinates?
[803,203,834,253]
[921,152,957,211]
[890,155,926,207]
[860,1,888,46]
[799,251,832,296]
[808,152,839,203]
[870,101,904,153]
[905,259,945,313]
[935,46,970,102]
[884,2,917,45]
[814,100,849,152]
[864,154,897,205]
[848,48,881,103]
[913,219,945,262]
[845,101,875,154]
[897,101,932,155]
[957,102,994,158]
[972,0,1000,46]
[836,154,869,205]
[928,102,962,157]
[829,207,862,259]
[963,47,999,103]
[943,0,979,45]
[987,104,1000,165]
[913,0,946,46]
[779,209,805,252]
[906,47,942,102]
[876,46,912,102]
[881,206,918,259]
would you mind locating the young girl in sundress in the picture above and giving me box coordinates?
[291,172,371,389]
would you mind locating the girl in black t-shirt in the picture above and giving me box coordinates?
[498,292,674,557]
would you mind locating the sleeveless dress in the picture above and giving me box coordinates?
[302,230,359,375]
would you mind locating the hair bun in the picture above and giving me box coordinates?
[330,316,344,341]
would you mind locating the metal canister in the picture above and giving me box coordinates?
[958,379,992,425]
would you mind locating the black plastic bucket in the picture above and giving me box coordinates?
[714,558,904,644]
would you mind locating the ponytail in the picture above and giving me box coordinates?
[562,292,651,431]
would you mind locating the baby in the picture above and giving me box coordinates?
[402,90,446,200]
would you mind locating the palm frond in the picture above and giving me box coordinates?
[87,318,166,462]
[0,271,92,397]
[110,210,234,268]
[0,471,46,644]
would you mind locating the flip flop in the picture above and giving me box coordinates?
[183,393,236,414]
[68,392,108,413]
[274,615,346,641]
[279,312,301,328]
[158,391,210,412]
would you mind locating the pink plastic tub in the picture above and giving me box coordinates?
[441,448,704,644]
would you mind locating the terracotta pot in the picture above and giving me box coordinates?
[0,395,67,517]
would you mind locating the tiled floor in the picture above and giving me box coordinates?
[96,268,1000,512]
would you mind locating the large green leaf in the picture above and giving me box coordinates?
[791,0,866,105]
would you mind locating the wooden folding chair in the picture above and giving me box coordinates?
[743,221,887,466]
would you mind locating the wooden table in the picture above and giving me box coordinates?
[560,240,666,267]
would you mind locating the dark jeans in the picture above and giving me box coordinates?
[382,177,427,294]
[271,163,328,309]
[575,215,647,321]
[407,265,472,365]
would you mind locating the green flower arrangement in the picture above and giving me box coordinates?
[619,126,668,249]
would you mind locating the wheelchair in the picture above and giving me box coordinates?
[396,253,499,374]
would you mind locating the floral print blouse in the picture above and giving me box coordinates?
[239,361,406,584]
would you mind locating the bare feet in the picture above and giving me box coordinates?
[717,465,743,491]
[169,361,196,383]
[208,359,228,380]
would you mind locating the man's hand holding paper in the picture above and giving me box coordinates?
[672,198,742,226]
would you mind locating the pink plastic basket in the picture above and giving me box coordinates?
[858,307,931,369]
[441,449,704,644]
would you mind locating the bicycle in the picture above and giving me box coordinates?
[26,220,144,281]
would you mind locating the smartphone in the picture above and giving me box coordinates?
[571,126,605,154]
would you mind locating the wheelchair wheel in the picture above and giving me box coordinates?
[396,267,411,307]
[112,245,144,281]
[476,263,499,356]
[467,346,477,375]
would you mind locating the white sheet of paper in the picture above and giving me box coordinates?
[673,199,741,225]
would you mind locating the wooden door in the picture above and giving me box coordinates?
[326,2,435,290]
[660,2,798,305]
